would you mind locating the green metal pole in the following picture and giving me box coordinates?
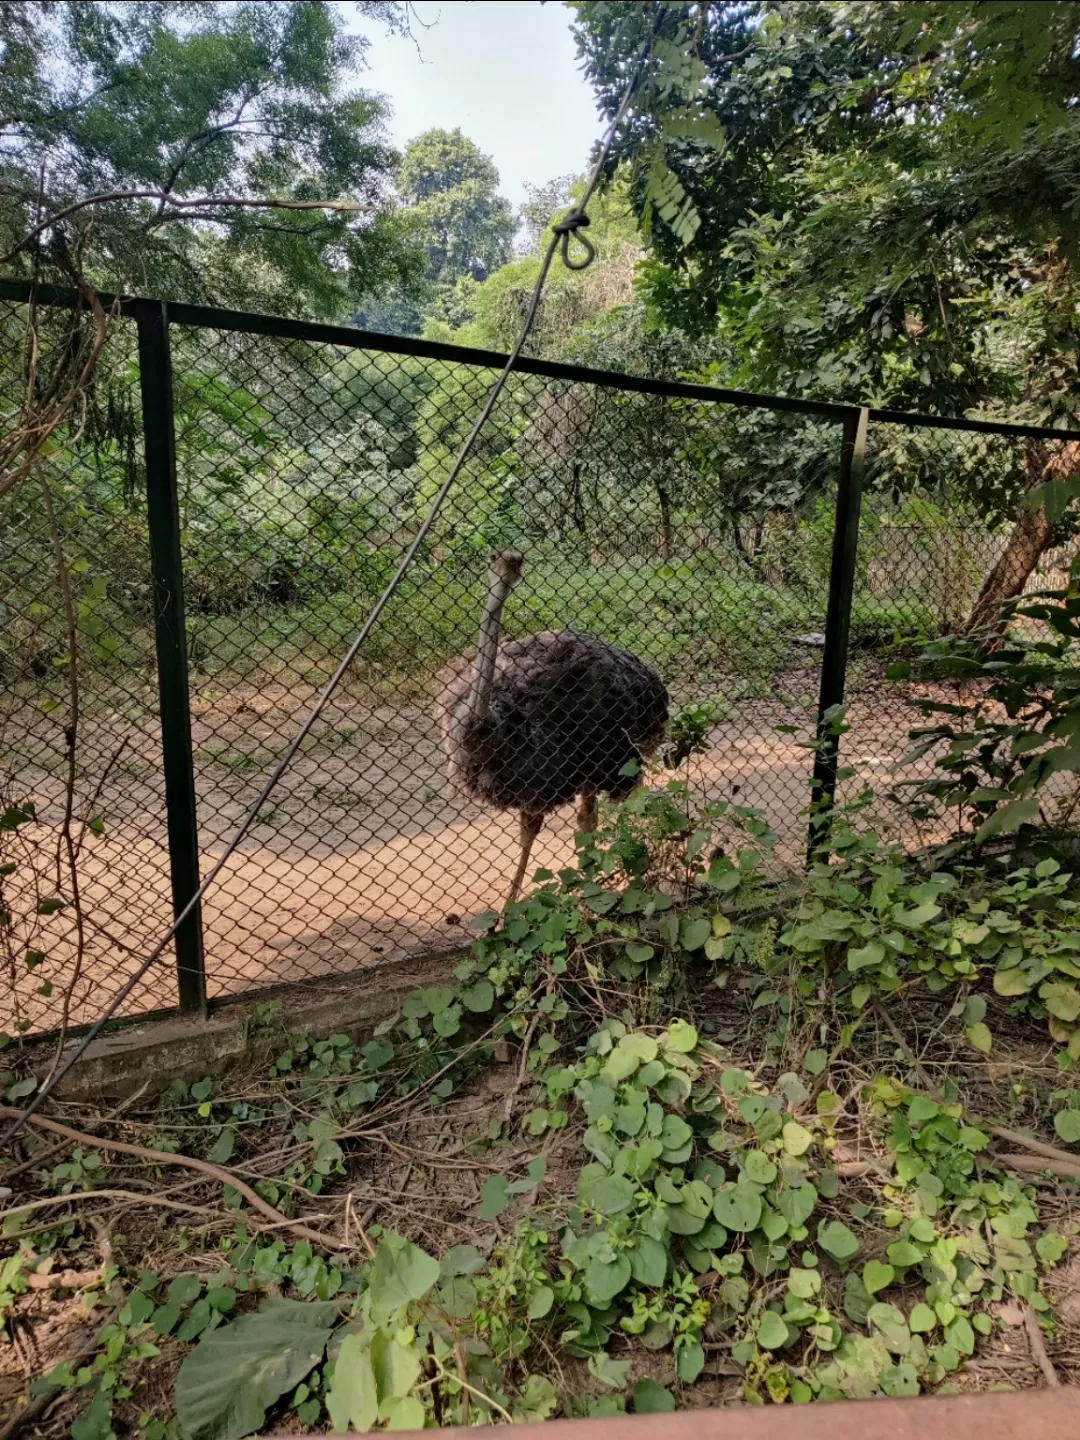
[136,299,206,1014]
[808,407,869,863]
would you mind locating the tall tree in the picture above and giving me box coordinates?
[397,127,515,287]
[0,0,424,319]
[427,175,642,355]
[353,126,514,335]
[518,175,576,253]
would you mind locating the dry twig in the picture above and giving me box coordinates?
[0,1188,228,1224]
[504,1005,544,1128]
[23,1265,105,1291]
[0,1306,122,1440]
[0,1106,343,1249]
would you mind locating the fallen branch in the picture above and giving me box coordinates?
[0,1106,342,1249]
[346,1191,377,1259]
[1023,1303,1062,1388]
[996,1152,1080,1181]
[3,1081,150,1183]
[991,1125,1080,1173]
[24,1265,104,1290]
[0,1188,228,1225]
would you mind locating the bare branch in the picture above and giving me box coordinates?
[4,191,364,265]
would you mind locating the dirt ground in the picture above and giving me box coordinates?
[1,658,947,1036]
[2,1031,1077,1430]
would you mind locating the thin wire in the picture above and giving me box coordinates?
[1,9,662,1155]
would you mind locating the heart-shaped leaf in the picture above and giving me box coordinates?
[818,1220,860,1264]
[862,1260,894,1295]
[713,1184,762,1234]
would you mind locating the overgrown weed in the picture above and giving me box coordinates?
[2,779,1079,1436]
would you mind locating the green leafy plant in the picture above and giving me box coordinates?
[7,780,1079,1436]
[897,584,1080,844]
[786,804,1080,1061]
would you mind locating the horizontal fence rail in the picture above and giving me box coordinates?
[3,279,1077,440]
[3,278,1079,1040]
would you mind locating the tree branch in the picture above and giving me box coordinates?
[0,276,111,505]
[157,91,264,208]
[1023,1303,1062,1388]
[4,191,363,264]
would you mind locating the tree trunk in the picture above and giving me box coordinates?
[656,480,674,560]
[963,441,1080,634]
[568,462,588,538]
[730,517,757,570]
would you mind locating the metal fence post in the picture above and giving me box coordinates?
[808,407,869,861]
[135,299,207,1014]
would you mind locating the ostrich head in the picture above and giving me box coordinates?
[468,548,524,723]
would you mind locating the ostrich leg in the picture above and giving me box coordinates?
[507,811,544,904]
[576,788,598,834]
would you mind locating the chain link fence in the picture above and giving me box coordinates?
[2,281,1077,1038]
[842,419,1080,845]
[1,297,179,1038]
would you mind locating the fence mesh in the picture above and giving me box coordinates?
[843,423,1080,844]
[1,303,177,1035]
[168,324,837,1003]
[3,288,1078,1037]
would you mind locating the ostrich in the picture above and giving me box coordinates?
[435,549,669,903]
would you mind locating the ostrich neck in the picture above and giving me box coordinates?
[468,579,511,723]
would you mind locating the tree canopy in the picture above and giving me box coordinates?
[569,1,1080,420]
[0,0,424,318]
[397,127,514,287]
[354,127,515,335]
[423,175,642,355]
[562,1,1080,624]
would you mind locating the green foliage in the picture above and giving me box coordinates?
[356,127,515,336]
[397,128,514,288]
[8,782,1080,1431]
[663,700,728,768]
[900,585,1080,857]
[160,969,1070,1427]
[31,1275,170,1439]
[571,0,1080,455]
[435,175,643,355]
[176,1301,338,1440]
[1,2,424,318]
[791,799,1080,1061]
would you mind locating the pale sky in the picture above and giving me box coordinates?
[345,0,605,210]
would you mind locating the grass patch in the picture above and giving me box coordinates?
[184,554,823,704]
